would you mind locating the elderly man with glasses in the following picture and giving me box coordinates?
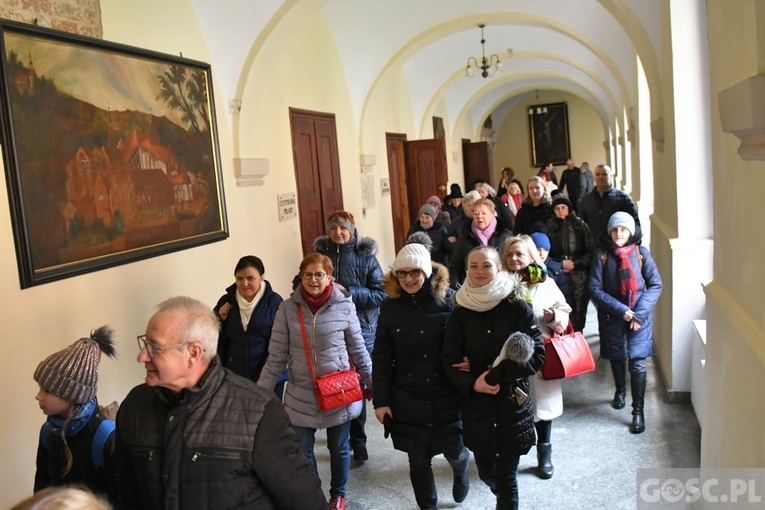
[114,296,327,510]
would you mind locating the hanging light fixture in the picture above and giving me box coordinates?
[465,24,503,79]
[528,89,548,115]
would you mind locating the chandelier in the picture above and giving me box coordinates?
[465,24,503,79]
[528,89,548,115]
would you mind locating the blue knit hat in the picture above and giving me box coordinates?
[530,232,551,251]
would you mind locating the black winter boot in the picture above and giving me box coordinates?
[630,371,647,433]
[448,446,470,503]
[409,466,438,510]
[610,361,627,409]
[536,443,554,479]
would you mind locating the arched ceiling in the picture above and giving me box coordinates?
[191,0,663,148]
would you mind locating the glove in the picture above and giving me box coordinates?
[484,362,506,386]
[383,413,394,439]
[363,388,373,401]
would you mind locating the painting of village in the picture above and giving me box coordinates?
[0,23,227,287]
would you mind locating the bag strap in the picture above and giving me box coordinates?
[91,418,115,471]
[296,305,318,383]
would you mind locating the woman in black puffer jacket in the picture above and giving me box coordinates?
[443,246,544,510]
[373,236,469,510]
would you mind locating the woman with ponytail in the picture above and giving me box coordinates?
[33,326,117,497]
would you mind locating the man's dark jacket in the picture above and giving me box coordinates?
[115,357,327,510]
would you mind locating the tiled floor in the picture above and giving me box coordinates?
[313,305,701,509]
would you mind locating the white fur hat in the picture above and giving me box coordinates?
[392,243,432,278]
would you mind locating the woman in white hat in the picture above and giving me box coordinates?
[373,234,469,510]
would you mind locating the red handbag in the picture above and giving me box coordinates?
[541,323,596,380]
[297,305,363,411]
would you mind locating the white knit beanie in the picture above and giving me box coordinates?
[392,243,432,278]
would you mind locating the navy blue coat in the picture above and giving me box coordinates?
[373,263,461,457]
[588,239,663,361]
[313,234,386,352]
[214,281,284,384]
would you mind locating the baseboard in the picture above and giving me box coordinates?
[664,390,691,404]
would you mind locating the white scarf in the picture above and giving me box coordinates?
[236,284,265,330]
[455,271,516,312]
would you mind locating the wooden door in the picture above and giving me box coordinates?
[405,138,448,218]
[463,141,491,190]
[386,133,409,253]
[289,108,344,255]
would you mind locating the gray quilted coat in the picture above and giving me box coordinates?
[258,285,373,429]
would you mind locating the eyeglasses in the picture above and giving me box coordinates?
[137,335,187,358]
[395,269,422,279]
[301,271,327,281]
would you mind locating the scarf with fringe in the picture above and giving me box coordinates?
[612,244,638,308]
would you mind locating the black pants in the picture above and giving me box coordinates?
[568,270,591,331]
[474,452,521,510]
[350,398,367,451]
[407,438,468,509]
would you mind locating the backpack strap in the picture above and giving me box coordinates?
[91,418,115,471]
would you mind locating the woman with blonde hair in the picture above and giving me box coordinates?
[513,176,553,235]
[502,235,571,480]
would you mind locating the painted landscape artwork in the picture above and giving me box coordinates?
[0,23,227,287]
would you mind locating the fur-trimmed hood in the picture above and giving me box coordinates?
[313,234,378,257]
[383,262,450,300]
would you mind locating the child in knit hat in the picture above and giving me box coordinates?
[33,326,116,496]
[589,212,662,434]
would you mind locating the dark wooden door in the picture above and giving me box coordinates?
[405,138,448,219]
[463,141,491,190]
[290,108,344,255]
[386,133,409,253]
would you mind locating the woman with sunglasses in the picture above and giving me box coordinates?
[259,252,372,510]
[373,234,469,509]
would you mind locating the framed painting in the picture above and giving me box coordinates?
[0,21,228,288]
[528,102,571,167]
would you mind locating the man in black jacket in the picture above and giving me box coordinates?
[115,296,327,510]
[578,163,640,246]
[557,159,584,212]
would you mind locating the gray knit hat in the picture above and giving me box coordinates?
[607,212,635,237]
[34,326,116,404]
[417,204,437,222]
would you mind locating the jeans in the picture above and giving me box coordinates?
[349,399,367,451]
[474,452,521,510]
[293,421,351,498]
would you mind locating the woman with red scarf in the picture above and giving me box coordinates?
[258,253,373,510]
[589,212,662,434]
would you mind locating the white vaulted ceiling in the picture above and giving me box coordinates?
[192,0,663,142]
